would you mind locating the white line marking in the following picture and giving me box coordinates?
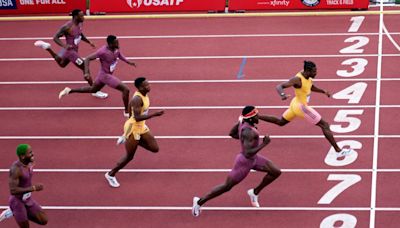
[383,23,400,52]
[0,33,392,41]
[0,135,382,140]
[0,206,374,211]
[370,3,384,228]
[1,105,399,111]
[0,54,386,62]
[0,78,395,85]
[0,168,373,173]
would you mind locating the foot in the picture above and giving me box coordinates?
[192,197,201,217]
[247,189,260,207]
[59,87,71,99]
[105,172,120,188]
[92,91,108,99]
[34,40,51,50]
[337,148,355,158]
[0,208,13,222]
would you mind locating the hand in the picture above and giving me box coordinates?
[84,74,93,85]
[325,91,331,98]
[153,110,164,117]
[280,93,290,100]
[34,184,44,192]
[129,62,137,67]
[116,135,127,145]
[262,135,271,145]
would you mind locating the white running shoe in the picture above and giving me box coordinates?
[34,40,51,50]
[192,197,201,217]
[105,172,120,188]
[92,91,108,99]
[337,148,354,158]
[0,208,13,222]
[58,87,71,99]
[247,189,260,207]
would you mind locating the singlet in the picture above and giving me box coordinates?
[12,161,33,200]
[238,121,260,157]
[130,91,150,126]
[293,71,313,105]
[63,21,82,51]
[95,45,123,74]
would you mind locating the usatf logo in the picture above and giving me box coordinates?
[301,0,320,7]
[0,0,17,9]
[127,0,184,8]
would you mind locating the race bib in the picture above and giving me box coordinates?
[22,192,31,201]
[74,35,82,45]
[75,58,83,65]
[110,61,118,72]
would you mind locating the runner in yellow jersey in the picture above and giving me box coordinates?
[259,61,354,158]
[105,77,164,187]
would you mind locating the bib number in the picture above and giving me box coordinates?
[22,192,31,201]
[74,35,82,45]
[110,61,118,72]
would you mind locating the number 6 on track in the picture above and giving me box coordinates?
[318,174,361,204]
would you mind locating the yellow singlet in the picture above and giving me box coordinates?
[123,91,150,140]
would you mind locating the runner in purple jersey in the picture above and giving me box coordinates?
[34,9,107,99]
[192,106,281,217]
[0,144,48,227]
[58,35,135,117]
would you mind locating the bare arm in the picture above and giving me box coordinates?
[81,33,95,48]
[53,25,69,49]
[131,96,164,122]
[242,128,270,158]
[229,122,240,139]
[276,77,301,100]
[311,85,331,97]
[119,52,136,67]
[83,52,98,77]
[9,165,42,195]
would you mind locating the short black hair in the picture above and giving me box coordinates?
[134,77,147,88]
[242,106,255,116]
[106,35,117,45]
[71,9,82,18]
[304,60,316,71]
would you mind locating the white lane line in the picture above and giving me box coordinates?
[0,168,373,173]
[0,54,384,62]
[383,23,400,52]
[0,135,380,140]
[0,32,391,41]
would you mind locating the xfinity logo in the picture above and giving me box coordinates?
[127,0,184,8]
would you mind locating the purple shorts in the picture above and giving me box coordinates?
[58,48,83,66]
[228,153,268,183]
[94,72,122,89]
[9,196,42,223]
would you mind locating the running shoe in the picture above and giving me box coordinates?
[247,189,260,207]
[0,208,13,222]
[92,91,108,99]
[337,148,355,158]
[105,172,120,188]
[58,87,71,99]
[34,40,51,50]
[192,197,201,217]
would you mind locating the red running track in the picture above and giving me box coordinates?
[1,11,400,228]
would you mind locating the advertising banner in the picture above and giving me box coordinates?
[90,0,226,13]
[229,0,369,11]
[0,0,86,15]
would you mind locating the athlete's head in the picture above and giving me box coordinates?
[16,144,34,164]
[71,9,84,23]
[107,35,119,49]
[242,106,259,125]
[303,60,317,78]
[135,77,150,94]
